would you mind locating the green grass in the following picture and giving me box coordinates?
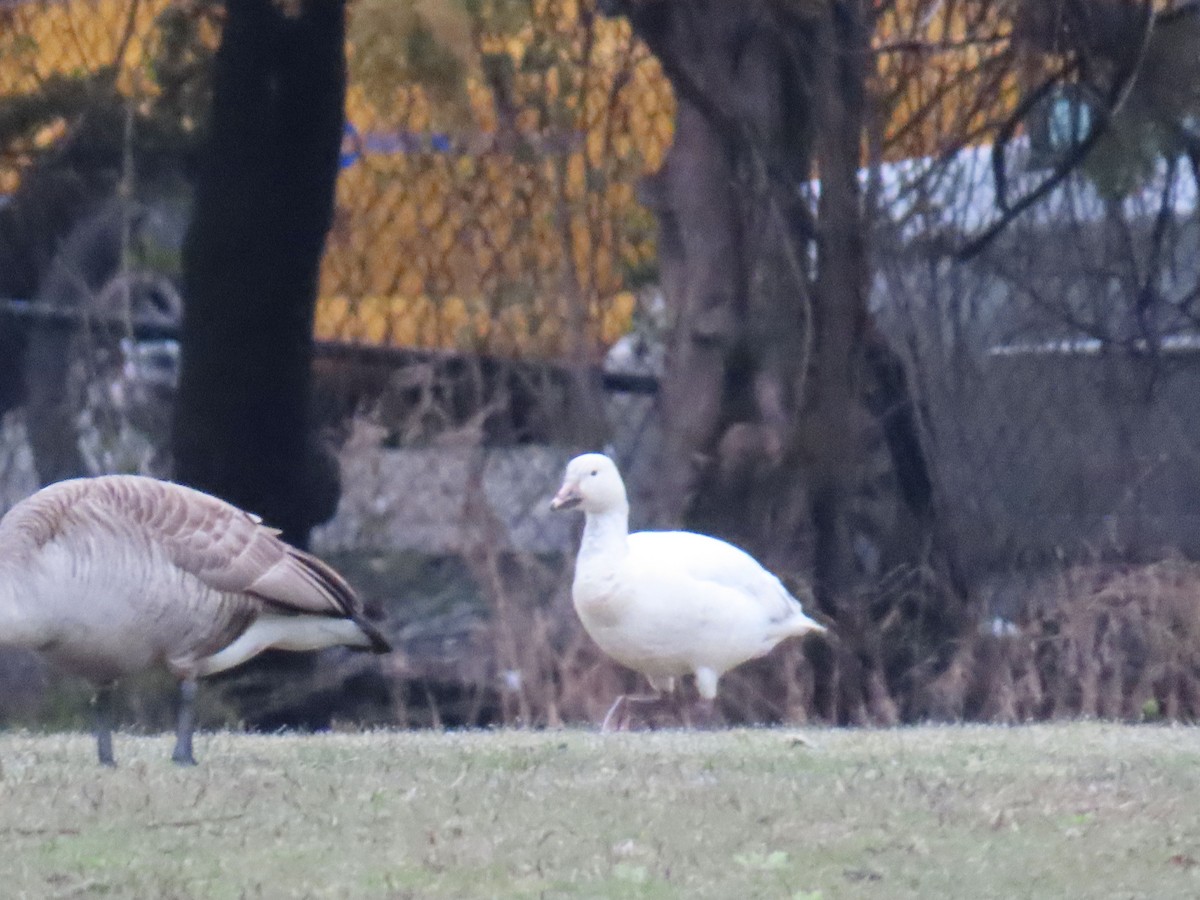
[1,723,1200,898]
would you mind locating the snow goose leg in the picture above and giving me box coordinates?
[171,677,199,766]
[690,667,721,729]
[600,694,662,731]
[600,676,677,731]
[92,684,117,767]
[600,695,629,732]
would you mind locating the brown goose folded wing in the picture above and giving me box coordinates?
[86,476,390,652]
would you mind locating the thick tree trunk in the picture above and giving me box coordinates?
[807,3,870,613]
[609,0,956,722]
[626,1,814,552]
[639,98,742,527]
[173,0,345,549]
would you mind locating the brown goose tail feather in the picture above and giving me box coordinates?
[289,548,392,654]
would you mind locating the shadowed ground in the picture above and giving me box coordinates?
[1,724,1199,898]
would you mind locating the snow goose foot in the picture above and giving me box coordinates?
[681,668,722,729]
[684,697,721,730]
[600,693,670,732]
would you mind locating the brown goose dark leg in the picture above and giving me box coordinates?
[93,684,117,767]
[171,677,199,766]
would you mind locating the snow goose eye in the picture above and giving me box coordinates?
[590,469,599,477]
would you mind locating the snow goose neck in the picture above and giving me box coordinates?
[551,452,824,729]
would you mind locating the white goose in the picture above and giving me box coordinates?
[551,453,825,729]
[0,475,390,765]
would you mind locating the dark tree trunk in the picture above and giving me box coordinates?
[173,0,345,549]
[606,0,959,722]
[807,2,870,610]
[627,1,815,551]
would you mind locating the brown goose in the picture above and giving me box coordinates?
[0,475,390,765]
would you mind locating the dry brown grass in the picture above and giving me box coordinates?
[1026,559,1200,720]
[185,557,1200,731]
[907,559,1200,726]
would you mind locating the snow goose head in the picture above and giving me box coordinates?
[550,452,626,514]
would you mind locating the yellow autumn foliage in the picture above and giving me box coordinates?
[313,290,636,357]
[0,0,175,192]
[327,0,671,358]
[0,0,164,90]
[6,0,1096,358]
[1,0,668,359]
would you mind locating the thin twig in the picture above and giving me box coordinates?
[0,825,83,837]
[141,812,247,831]
[873,34,1010,54]
[111,0,143,73]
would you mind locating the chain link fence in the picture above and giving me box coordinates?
[0,0,671,535]
[0,0,677,729]
[874,138,1200,623]
[2,0,1199,727]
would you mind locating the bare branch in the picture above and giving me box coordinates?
[956,1,1160,261]
[874,34,1010,54]
[990,67,1073,215]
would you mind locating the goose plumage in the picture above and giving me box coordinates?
[0,475,390,764]
[551,453,824,728]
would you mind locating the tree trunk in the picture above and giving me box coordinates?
[625,1,814,551]
[173,0,345,549]
[607,0,958,722]
[807,2,870,611]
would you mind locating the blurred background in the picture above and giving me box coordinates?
[0,0,1198,732]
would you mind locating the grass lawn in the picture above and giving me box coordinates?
[1,723,1199,898]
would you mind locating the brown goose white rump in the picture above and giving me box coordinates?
[0,475,390,765]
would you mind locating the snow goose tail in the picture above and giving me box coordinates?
[0,475,391,765]
[551,452,826,730]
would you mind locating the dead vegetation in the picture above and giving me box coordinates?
[1027,559,1200,721]
[906,559,1200,726]
[5,341,1200,733]
[319,551,1200,731]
